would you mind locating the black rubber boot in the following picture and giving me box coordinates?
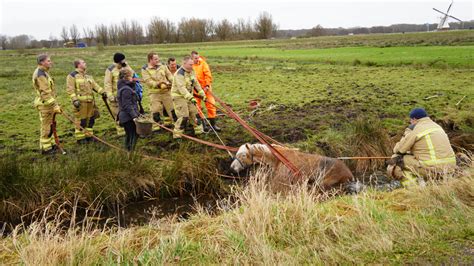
[171,110,178,122]
[208,118,222,132]
[196,116,209,133]
[152,112,162,124]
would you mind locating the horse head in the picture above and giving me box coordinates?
[230,143,254,173]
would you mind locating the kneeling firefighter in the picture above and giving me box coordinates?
[387,108,457,186]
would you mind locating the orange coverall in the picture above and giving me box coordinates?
[192,56,216,118]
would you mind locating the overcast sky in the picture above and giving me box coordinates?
[0,0,472,40]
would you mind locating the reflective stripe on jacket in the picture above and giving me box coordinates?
[393,117,455,168]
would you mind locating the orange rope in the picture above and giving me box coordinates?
[154,122,238,152]
[211,92,300,177]
[61,111,173,162]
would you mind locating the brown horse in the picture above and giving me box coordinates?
[230,143,354,190]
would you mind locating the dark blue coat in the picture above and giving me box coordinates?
[117,79,140,124]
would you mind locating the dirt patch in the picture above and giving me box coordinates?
[248,102,357,143]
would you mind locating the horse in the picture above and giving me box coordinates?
[230,143,354,190]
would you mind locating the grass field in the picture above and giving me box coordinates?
[0,30,473,263]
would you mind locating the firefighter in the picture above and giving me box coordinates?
[66,59,106,143]
[167,57,180,75]
[171,56,206,138]
[141,52,176,131]
[104,53,134,136]
[387,108,457,186]
[32,54,62,154]
[191,50,221,132]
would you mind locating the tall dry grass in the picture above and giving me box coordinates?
[1,168,472,264]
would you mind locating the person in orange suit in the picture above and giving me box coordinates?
[191,50,221,132]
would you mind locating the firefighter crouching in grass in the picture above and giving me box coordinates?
[104,53,135,136]
[141,52,177,131]
[66,59,107,144]
[32,54,62,154]
[387,108,457,186]
[171,56,207,139]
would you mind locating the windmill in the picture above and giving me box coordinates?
[433,1,463,30]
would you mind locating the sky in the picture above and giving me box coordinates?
[0,0,472,40]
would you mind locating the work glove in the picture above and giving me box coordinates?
[108,95,116,102]
[386,154,404,167]
[53,105,62,114]
[159,82,169,89]
[202,95,207,102]
[190,98,197,105]
[73,100,81,108]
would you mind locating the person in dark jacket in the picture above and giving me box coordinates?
[117,68,140,151]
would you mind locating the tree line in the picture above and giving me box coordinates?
[1,14,473,50]
[0,12,278,49]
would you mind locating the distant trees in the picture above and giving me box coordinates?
[147,17,176,44]
[82,27,95,46]
[215,19,233,41]
[307,25,326,37]
[3,12,472,50]
[69,24,80,44]
[254,12,278,39]
[0,35,7,50]
[60,26,69,43]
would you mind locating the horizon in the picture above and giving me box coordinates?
[1,0,473,40]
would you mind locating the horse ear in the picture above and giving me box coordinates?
[245,143,251,150]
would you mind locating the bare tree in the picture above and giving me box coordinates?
[308,25,326,37]
[95,24,108,45]
[69,24,80,44]
[9,35,31,49]
[60,26,69,43]
[49,34,59,48]
[235,18,255,40]
[215,19,233,41]
[130,20,144,45]
[82,27,95,46]
[254,12,278,39]
[148,17,177,44]
[108,24,119,45]
[119,20,131,44]
[178,18,213,43]
[0,35,8,50]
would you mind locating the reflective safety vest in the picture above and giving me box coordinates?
[66,69,104,102]
[393,117,456,169]
[416,127,456,166]
[141,64,173,94]
[32,66,56,107]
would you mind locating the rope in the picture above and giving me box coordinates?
[153,122,238,152]
[61,111,173,162]
[194,102,235,158]
[193,93,285,147]
[211,92,301,177]
[337,156,391,160]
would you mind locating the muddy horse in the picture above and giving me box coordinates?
[231,143,354,190]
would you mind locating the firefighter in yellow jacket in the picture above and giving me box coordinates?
[104,53,134,136]
[66,59,107,143]
[387,108,456,186]
[32,54,62,154]
[171,56,206,138]
[141,52,177,131]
